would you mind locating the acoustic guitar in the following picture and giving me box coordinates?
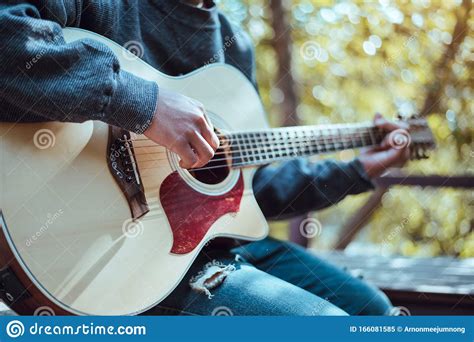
[0,28,436,315]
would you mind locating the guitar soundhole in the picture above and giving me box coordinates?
[188,145,230,185]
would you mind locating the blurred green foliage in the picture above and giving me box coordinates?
[218,0,473,257]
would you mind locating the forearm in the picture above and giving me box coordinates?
[0,2,157,133]
[253,158,374,220]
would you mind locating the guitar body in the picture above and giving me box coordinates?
[0,28,268,315]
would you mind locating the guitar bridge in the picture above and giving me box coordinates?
[107,126,149,219]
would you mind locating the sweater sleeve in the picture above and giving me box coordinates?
[253,158,374,220]
[0,2,157,133]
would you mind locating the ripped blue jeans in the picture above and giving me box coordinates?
[145,238,392,316]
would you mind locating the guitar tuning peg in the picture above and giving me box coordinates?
[416,147,429,159]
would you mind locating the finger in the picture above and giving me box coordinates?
[382,129,411,150]
[374,113,408,132]
[188,131,215,167]
[199,113,220,150]
[373,148,406,170]
[170,140,198,169]
[386,147,409,167]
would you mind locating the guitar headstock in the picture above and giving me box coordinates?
[398,114,436,160]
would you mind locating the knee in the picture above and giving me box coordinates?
[349,282,393,316]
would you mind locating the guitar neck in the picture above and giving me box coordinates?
[227,123,384,168]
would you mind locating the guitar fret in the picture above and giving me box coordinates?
[241,133,249,163]
[296,129,306,153]
[256,133,266,161]
[314,129,323,153]
[358,127,368,146]
[289,130,298,157]
[368,127,377,145]
[332,128,340,150]
[325,129,335,152]
[274,132,280,157]
[264,133,271,160]
[228,122,392,167]
[349,127,358,149]
[248,133,256,163]
[231,134,243,165]
[342,128,350,149]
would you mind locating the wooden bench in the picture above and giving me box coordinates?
[319,251,474,315]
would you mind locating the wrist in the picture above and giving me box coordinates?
[106,71,158,133]
[351,158,376,186]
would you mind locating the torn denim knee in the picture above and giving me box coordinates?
[189,260,236,299]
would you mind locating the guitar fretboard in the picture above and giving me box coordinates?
[226,123,384,168]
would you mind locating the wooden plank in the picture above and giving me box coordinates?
[374,175,474,188]
[319,251,474,314]
[319,251,474,294]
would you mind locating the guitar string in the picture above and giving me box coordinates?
[130,129,378,143]
[136,137,383,173]
[131,131,385,158]
[138,148,371,173]
[132,133,426,163]
[113,127,406,175]
[129,126,380,146]
[132,144,382,171]
[131,131,382,151]
[131,131,385,164]
[129,122,379,141]
[132,138,384,170]
[133,136,384,167]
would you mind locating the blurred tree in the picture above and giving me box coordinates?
[269,0,300,126]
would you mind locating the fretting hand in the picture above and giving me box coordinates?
[358,113,411,178]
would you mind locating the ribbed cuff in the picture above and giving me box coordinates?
[348,158,375,192]
[106,70,158,133]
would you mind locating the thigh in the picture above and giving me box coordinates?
[232,238,392,316]
[145,249,347,316]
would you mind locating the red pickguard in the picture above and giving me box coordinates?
[159,171,244,254]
